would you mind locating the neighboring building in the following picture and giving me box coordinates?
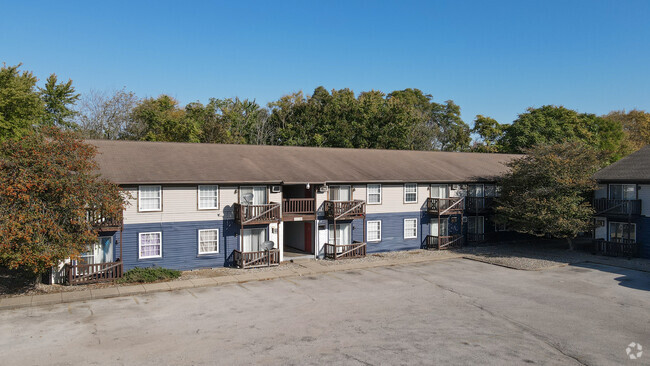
[593,145,650,258]
[57,140,520,282]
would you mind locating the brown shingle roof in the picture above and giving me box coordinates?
[594,145,650,183]
[87,140,521,185]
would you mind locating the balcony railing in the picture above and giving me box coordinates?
[593,239,639,257]
[425,235,464,250]
[66,260,123,285]
[324,241,366,260]
[593,198,641,216]
[233,249,280,268]
[233,202,282,225]
[86,208,122,231]
[426,198,464,215]
[323,200,366,220]
[465,197,494,213]
[282,198,315,216]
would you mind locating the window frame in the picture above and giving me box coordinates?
[403,218,418,239]
[138,185,162,212]
[138,232,162,259]
[198,185,219,210]
[608,184,636,200]
[609,222,636,243]
[198,229,220,255]
[367,184,382,205]
[404,183,418,204]
[468,216,485,234]
[367,220,382,242]
[329,185,352,201]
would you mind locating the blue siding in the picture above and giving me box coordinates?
[635,216,650,258]
[120,219,240,271]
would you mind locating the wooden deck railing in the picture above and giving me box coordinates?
[233,249,280,268]
[593,239,639,257]
[593,198,641,216]
[324,241,366,260]
[425,235,464,250]
[323,200,366,220]
[86,208,122,231]
[426,198,464,215]
[233,202,282,225]
[283,198,315,215]
[466,233,486,243]
[66,260,123,285]
[465,197,494,213]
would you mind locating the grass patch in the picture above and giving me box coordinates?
[118,267,181,284]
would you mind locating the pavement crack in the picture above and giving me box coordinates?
[342,353,374,366]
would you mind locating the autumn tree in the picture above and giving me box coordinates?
[0,127,125,275]
[604,109,650,151]
[494,142,605,249]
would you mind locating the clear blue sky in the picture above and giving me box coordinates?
[2,0,649,125]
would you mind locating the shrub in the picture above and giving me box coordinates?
[118,267,181,284]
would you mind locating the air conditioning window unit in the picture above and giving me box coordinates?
[319,185,328,192]
[452,184,460,190]
[271,185,281,193]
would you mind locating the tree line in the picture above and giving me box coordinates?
[2,63,649,161]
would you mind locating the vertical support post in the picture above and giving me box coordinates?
[119,226,123,276]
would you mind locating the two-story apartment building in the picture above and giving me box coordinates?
[593,145,650,258]
[58,140,520,283]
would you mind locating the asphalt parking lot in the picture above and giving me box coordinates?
[0,258,648,365]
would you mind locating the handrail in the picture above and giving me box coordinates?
[234,202,282,224]
[593,239,639,257]
[425,234,463,250]
[233,249,280,268]
[324,241,366,260]
[323,200,366,219]
[426,198,464,214]
[593,198,641,216]
[283,198,315,215]
[66,260,123,285]
[465,197,494,212]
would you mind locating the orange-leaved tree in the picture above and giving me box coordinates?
[0,127,125,274]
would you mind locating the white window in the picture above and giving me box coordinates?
[240,186,267,205]
[367,184,382,204]
[139,185,161,212]
[243,228,267,252]
[198,185,219,210]
[367,221,381,242]
[609,184,636,200]
[430,184,448,198]
[404,183,418,203]
[139,232,162,259]
[609,222,636,242]
[404,218,418,239]
[198,229,219,254]
[329,185,351,201]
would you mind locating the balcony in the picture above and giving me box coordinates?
[282,198,316,221]
[324,241,366,260]
[86,209,122,232]
[233,249,280,268]
[426,198,464,215]
[593,198,641,216]
[465,197,494,214]
[425,234,464,250]
[323,200,366,220]
[593,239,639,257]
[233,202,282,225]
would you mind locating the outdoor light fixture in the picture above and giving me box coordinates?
[306,183,310,189]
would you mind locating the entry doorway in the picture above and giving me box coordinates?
[283,221,315,259]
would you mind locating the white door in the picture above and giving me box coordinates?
[329,186,351,201]
[430,219,449,236]
[243,228,267,252]
[240,186,267,205]
[95,236,114,263]
[431,184,448,199]
[328,223,351,245]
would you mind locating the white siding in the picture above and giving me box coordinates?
[124,185,238,225]
[594,217,607,240]
[639,184,650,217]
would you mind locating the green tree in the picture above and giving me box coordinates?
[39,74,79,129]
[0,64,44,140]
[500,105,628,161]
[0,127,125,274]
[494,142,605,249]
[604,109,650,151]
[124,95,199,142]
[471,115,506,152]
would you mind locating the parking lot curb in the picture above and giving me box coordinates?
[0,253,464,311]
